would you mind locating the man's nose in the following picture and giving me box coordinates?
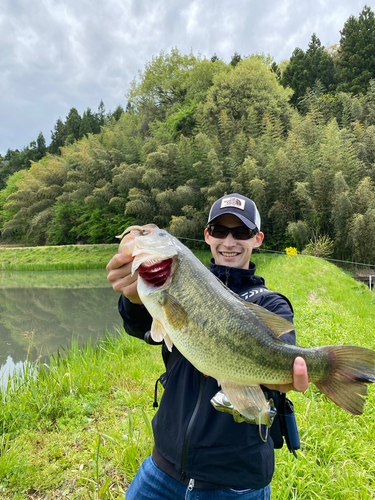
[222,232,237,245]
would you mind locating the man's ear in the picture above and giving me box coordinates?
[204,228,210,245]
[253,231,264,249]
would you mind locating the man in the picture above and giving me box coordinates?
[106,193,308,499]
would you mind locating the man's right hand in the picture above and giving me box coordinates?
[106,253,143,305]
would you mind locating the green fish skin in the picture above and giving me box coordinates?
[125,226,375,417]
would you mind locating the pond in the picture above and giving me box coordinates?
[0,269,122,389]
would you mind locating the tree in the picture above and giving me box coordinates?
[49,118,66,155]
[352,176,375,214]
[230,52,242,67]
[281,34,336,107]
[127,48,227,136]
[348,209,375,262]
[1,156,67,243]
[286,220,310,250]
[331,172,353,258]
[79,109,94,137]
[64,108,82,144]
[36,132,47,158]
[96,100,106,128]
[46,201,81,245]
[0,142,46,187]
[200,57,294,155]
[312,168,334,236]
[128,49,196,121]
[337,6,375,95]
[0,171,24,230]
[109,105,125,122]
[270,62,281,80]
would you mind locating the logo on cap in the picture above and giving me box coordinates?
[220,197,245,211]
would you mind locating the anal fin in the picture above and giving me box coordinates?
[220,382,269,423]
[164,333,173,352]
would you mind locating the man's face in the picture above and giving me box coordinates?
[204,214,264,269]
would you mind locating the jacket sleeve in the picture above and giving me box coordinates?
[118,294,154,342]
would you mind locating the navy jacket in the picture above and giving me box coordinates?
[118,259,295,489]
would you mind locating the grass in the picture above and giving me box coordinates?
[0,252,374,498]
[0,244,118,271]
[0,269,110,289]
[0,243,210,274]
[257,254,375,499]
[0,332,162,499]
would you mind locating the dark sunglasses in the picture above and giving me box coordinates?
[207,224,258,240]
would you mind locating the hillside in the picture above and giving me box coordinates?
[258,254,375,499]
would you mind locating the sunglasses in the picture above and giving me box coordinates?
[207,224,258,240]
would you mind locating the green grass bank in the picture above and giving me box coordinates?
[0,252,374,499]
[0,244,211,272]
[0,244,119,271]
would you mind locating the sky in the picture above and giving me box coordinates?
[0,0,371,155]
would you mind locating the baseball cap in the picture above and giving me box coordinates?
[207,193,261,231]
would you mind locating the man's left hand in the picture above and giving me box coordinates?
[265,357,309,393]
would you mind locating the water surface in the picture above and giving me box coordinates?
[0,269,122,388]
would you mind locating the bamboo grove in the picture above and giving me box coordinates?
[1,46,375,263]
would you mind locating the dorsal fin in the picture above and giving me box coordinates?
[214,276,294,338]
[243,301,295,337]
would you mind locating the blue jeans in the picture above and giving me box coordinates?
[125,456,271,500]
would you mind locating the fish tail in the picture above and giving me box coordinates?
[315,345,375,415]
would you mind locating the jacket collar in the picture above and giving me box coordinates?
[209,259,264,292]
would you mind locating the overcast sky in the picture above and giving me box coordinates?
[0,0,371,155]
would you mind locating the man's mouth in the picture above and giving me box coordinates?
[220,252,240,257]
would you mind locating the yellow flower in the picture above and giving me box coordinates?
[285,247,298,256]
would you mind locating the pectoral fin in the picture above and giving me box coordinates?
[151,319,166,342]
[150,319,174,352]
[162,292,188,330]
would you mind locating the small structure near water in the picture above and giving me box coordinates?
[353,274,375,291]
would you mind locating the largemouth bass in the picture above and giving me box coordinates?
[117,225,375,422]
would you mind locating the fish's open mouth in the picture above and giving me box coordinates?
[138,258,173,287]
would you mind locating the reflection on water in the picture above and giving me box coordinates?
[0,356,25,389]
[0,269,122,388]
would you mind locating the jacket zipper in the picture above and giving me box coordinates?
[225,267,230,286]
[181,372,205,482]
[188,478,195,491]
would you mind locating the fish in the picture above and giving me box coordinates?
[117,225,375,422]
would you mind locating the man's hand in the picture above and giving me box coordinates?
[106,253,143,305]
[265,357,309,393]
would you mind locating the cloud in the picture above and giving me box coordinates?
[0,0,369,154]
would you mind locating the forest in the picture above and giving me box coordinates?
[1,5,375,263]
